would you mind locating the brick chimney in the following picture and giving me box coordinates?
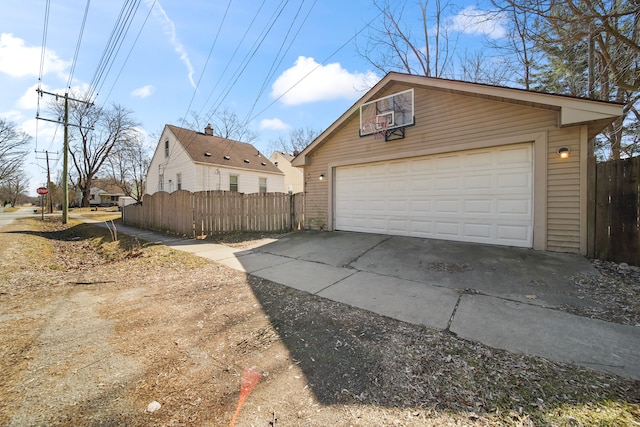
[204,124,214,136]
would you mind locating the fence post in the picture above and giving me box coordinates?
[587,140,596,258]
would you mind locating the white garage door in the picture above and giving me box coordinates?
[334,144,533,247]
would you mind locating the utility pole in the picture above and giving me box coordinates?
[35,89,92,224]
[35,150,59,214]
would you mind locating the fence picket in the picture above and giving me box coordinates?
[595,157,640,266]
[123,191,304,237]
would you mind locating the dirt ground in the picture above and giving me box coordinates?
[0,217,639,426]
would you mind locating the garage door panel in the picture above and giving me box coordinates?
[465,151,493,167]
[498,145,531,162]
[465,199,493,215]
[436,176,460,191]
[410,200,432,212]
[335,144,533,247]
[465,174,493,190]
[498,172,530,189]
[435,155,461,171]
[498,199,531,215]
[498,225,531,242]
[436,200,460,214]
[465,223,492,239]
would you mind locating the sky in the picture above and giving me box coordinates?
[0,0,507,196]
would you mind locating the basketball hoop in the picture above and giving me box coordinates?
[359,88,414,141]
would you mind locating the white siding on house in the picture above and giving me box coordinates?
[147,126,284,195]
[147,128,196,193]
[195,164,284,193]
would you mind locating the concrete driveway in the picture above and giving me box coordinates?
[74,221,640,381]
[183,230,640,381]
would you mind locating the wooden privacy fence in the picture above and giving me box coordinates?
[122,190,304,237]
[594,157,640,266]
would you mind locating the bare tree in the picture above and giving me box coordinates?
[50,95,141,206]
[487,2,540,89]
[497,0,639,159]
[458,50,514,85]
[106,133,151,202]
[356,0,454,77]
[0,119,31,184]
[0,169,29,207]
[269,127,319,156]
[180,108,257,143]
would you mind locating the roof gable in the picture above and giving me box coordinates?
[165,124,282,174]
[292,72,623,167]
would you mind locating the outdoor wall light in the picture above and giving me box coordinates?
[319,174,325,181]
[557,147,570,159]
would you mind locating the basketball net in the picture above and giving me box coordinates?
[369,117,388,140]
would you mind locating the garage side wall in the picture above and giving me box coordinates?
[304,84,583,252]
[547,127,582,252]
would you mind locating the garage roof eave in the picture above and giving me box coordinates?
[292,72,624,161]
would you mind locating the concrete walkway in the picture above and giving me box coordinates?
[80,219,640,381]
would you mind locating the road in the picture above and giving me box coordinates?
[0,206,39,228]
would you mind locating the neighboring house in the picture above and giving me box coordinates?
[89,180,126,207]
[291,72,623,255]
[146,124,284,195]
[269,151,303,194]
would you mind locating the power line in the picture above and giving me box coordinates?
[202,0,291,123]
[181,0,235,124]
[101,0,158,104]
[162,0,272,170]
[243,0,317,125]
[87,0,142,101]
[66,0,92,91]
[36,0,51,152]
[194,0,268,121]
[246,10,384,125]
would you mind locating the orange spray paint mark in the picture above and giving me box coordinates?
[228,368,262,427]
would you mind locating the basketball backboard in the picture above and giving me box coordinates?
[360,88,414,140]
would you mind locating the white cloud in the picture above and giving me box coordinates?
[271,56,380,106]
[448,7,507,39]
[17,83,41,109]
[147,1,196,88]
[0,109,23,122]
[132,85,156,99]
[259,118,290,131]
[0,33,69,79]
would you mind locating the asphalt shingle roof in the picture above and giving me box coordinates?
[166,124,282,174]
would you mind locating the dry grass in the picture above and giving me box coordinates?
[0,217,638,426]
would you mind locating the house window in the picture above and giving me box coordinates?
[230,175,238,192]
[159,174,164,191]
[164,140,169,157]
[176,173,182,190]
[259,177,267,193]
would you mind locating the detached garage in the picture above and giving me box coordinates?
[292,72,623,254]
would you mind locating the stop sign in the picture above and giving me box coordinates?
[36,187,48,195]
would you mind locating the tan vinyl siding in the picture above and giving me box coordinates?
[305,84,558,232]
[546,127,581,252]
